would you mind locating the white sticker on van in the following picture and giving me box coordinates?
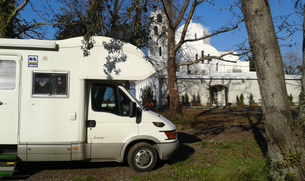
[28,55,38,67]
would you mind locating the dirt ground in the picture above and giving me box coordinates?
[1,107,267,181]
[178,107,266,143]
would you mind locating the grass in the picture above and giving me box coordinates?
[120,107,268,181]
[72,176,95,181]
[126,140,268,181]
[65,107,270,180]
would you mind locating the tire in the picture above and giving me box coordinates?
[127,142,157,172]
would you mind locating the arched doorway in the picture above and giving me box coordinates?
[209,85,228,106]
[211,87,218,105]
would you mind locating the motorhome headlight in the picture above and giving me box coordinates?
[163,130,177,140]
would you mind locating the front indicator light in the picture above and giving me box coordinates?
[164,131,176,140]
[153,122,165,127]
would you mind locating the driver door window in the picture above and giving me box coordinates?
[92,84,119,115]
[119,89,131,116]
[91,84,132,116]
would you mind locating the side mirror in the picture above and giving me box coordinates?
[129,102,137,117]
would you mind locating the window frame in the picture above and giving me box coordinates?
[32,71,69,98]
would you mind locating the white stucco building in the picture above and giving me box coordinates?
[135,11,301,106]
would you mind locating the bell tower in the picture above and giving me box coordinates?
[148,10,168,73]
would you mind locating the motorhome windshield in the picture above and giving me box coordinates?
[119,86,146,110]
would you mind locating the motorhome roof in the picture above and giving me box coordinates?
[0,38,57,50]
[0,36,156,81]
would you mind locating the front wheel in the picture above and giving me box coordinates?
[127,142,157,172]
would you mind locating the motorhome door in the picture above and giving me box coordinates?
[0,55,20,144]
[87,83,138,159]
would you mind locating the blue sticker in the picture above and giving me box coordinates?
[28,55,38,67]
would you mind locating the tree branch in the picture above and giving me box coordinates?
[183,19,244,44]
[176,50,251,68]
[174,0,205,52]
[10,0,29,22]
[172,0,191,28]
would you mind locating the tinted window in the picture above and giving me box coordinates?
[34,73,50,94]
[51,74,67,95]
[91,84,132,116]
[92,84,119,115]
[33,72,68,96]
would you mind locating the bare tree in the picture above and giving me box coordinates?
[53,0,152,56]
[0,0,54,39]
[241,0,305,180]
[283,50,302,74]
[155,0,244,114]
[0,0,29,38]
[293,1,305,132]
[295,3,305,181]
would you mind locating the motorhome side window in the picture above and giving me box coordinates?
[91,84,132,116]
[33,72,68,96]
[0,60,16,90]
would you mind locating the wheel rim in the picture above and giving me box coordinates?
[134,149,153,168]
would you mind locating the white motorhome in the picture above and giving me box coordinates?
[0,36,179,176]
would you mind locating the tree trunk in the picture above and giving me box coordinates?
[298,5,305,180]
[241,0,304,180]
[299,5,305,120]
[167,27,181,114]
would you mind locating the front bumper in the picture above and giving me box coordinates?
[154,140,179,160]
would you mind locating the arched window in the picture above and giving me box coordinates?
[195,33,197,40]
[157,14,162,23]
[216,63,218,71]
[201,51,204,63]
[154,26,158,35]
[196,54,198,60]
[159,47,162,56]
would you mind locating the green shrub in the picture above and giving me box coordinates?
[191,92,201,104]
[240,93,244,104]
[184,92,189,105]
[192,93,196,103]
[288,93,293,104]
[197,92,201,103]
[141,86,154,104]
[236,95,240,104]
[249,93,255,104]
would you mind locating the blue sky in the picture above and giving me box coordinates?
[192,0,302,58]
[20,0,302,59]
